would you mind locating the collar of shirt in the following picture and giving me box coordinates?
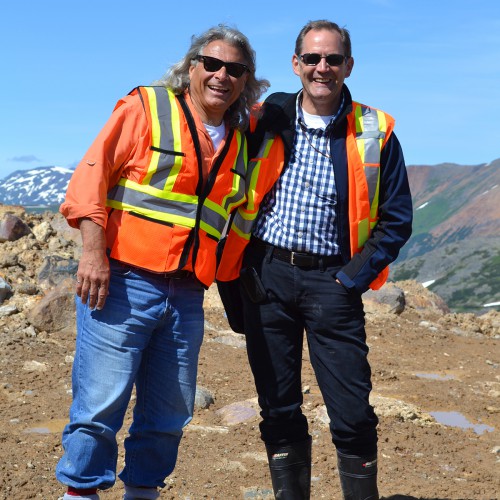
[296,90,345,132]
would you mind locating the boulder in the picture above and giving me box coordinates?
[26,277,75,332]
[363,282,406,315]
[0,214,32,242]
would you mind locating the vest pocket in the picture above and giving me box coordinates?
[108,210,177,272]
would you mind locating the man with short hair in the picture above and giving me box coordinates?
[218,19,412,499]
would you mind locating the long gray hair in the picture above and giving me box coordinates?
[155,24,269,130]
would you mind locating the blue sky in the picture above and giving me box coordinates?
[1,0,499,178]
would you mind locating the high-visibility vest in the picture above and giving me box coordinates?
[345,102,394,289]
[217,101,394,290]
[105,86,247,287]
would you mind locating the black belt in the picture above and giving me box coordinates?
[250,238,342,268]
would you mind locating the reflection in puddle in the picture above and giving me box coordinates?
[430,411,494,435]
[24,418,68,434]
[415,372,455,380]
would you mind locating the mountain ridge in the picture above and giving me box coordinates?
[1,160,499,312]
[0,165,73,207]
[391,158,500,312]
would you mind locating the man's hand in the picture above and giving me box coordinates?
[75,219,110,310]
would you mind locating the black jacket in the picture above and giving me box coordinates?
[248,86,413,293]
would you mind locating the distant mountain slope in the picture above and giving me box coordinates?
[1,160,498,312]
[0,166,73,207]
[407,159,499,245]
[391,159,500,312]
[391,236,500,313]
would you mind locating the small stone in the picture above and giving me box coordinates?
[195,386,215,409]
[32,221,53,242]
[23,361,48,372]
[0,304,18,317]
[0,278,13,304]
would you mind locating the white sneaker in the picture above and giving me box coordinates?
[61,493,99,500]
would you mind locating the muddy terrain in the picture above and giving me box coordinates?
[0,209,498,499]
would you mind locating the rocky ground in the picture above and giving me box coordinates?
[0,207,499,500]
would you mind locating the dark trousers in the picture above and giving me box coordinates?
[241,242,378,456]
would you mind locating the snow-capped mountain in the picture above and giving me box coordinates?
[0,166,73,207]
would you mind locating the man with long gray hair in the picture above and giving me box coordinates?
[56,24,269,500]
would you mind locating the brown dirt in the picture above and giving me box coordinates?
[1,286,499,500]
[0,210,498,499]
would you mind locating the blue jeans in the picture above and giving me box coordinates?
[242,243,378,456]
[56,260,205,490]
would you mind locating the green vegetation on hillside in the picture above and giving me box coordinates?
[411,199,452,236]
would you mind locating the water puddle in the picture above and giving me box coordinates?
[23,418,68,434]
[415,372,455,381]
[429,411,494,435]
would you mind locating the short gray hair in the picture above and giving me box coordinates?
[295,20,352,59]
[155,24,269,130]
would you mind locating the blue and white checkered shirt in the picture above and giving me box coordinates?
[253,92,344,255]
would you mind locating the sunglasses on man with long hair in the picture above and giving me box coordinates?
[194,55,250,78]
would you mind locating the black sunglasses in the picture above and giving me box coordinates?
[299,53,347,66]
[194,55,249,78]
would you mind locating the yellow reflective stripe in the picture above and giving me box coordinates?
[143,87,162,183]
[354,104,366,162]
[220,132,246,212]
[358,217,369,250]
[202,197,227,234]
[370,173,380,220]
[231,209,256,240]
[369,109,384,218]
[354,102,364,131]
[219,133,241,210]
[353,104,386,222]
[246,137,274,212]
[376,109,387,150]
[117,177,195,203]
[163,91,183,192]
[106,178,198,227]
[246,158,261,213]
[142,87,184,190]
[106,199,196,227]
[231,223,252,240]
[199,219,221,239]
[204,197,227,218]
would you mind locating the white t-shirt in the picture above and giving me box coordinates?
[301,108,334,130]
[204,122,226,150]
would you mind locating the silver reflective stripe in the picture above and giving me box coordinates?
[108,183,197,220]
[244,131,276,213]
[233,132,247,177]
[149,87,178,188]
[200,202,227,237]
[222,137,246,212]
[358,130,385,139]
[254,131,276,158]
[357,107,384,165]
[232,210,255,235]
[364,166,379,208]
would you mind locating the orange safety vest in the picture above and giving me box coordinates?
[217,101,394,290]
[105,86,247,287]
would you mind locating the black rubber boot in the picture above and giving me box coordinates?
[336,451,379,500]
[265,438,312,499]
